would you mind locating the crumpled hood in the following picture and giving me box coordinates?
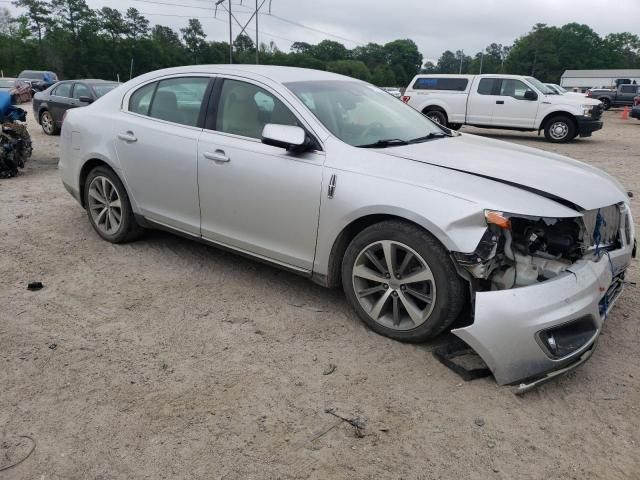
[381,133,627,211]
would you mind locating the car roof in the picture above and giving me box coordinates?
[131,64,357,85]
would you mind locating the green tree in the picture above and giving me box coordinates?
[180,18,205,63]
[125,8,149,40]
[371,64,396,86]
[383,39,422,85]
[326,59,371,81]
[12,0,50,52]
[312,40,348,61]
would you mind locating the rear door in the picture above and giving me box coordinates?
[48,82,75,125]
[197,77,324,270]
[114,75,212,234]
[466,77,499,125]
[491,78,539,128]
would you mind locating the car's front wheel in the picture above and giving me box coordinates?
[40,110,59,135]
[84,166,143,243]
[543,115,576,143]
[341,221,466,342]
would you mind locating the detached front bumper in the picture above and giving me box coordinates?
[452,245,633,386]
[576,116,603,137]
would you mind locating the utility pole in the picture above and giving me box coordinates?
[458,50,464,74]
[215,0,232,64]
[255,0,259,63]
[479,51,484,74]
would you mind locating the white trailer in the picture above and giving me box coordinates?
[560,69,640,91]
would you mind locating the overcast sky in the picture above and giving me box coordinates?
[12,0,640,61]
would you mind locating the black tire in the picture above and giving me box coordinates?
[599,98,611,110]
[83,166,144,243]
[39,110,59,136]
[424,109,448,127]
[543,115,576,143]
[341,220,466,343]
[448,123,462,130]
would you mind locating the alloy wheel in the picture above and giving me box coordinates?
[351,240,437,331]
[87,176,122,235]
[41,112,54,134]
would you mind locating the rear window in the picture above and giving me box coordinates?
[19,70,44,80]
[412,77,468,91]
[477,78,498,95]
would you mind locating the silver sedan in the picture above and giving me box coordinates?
[59,65,635,390]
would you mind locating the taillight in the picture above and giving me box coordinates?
[401,95,410,103]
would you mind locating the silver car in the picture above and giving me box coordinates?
[59,65,635,390]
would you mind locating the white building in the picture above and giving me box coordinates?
[560,69,640,91]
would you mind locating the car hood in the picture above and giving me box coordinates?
[380,133,627,211]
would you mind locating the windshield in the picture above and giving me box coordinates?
[19,71,44,80]
[526,77,556,95]
[91,83,118,97]
[285,80,444,147]
[553,84,567,93]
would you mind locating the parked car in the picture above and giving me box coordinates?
[17,70,58,92]
[587,83,640,110]
[381,87,402,98]
[632,95,640,120]
[544,83,587,98]
[403,74,603,142]
[58,65,634,391]
[33,79,119,135]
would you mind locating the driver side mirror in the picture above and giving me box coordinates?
[524,90,538,101]
[261,124,310,152]
[78,96,93,104]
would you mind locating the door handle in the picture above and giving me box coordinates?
[496,100,505,104]
[204,150,230,163]
[117,131,137,143]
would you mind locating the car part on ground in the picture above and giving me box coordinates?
[58,65,634,390]
[0,92,32,178]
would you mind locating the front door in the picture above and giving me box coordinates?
[114,76,211,234]
[491,79,539,128]
[197,78,323,270]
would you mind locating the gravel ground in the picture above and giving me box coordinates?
[1,110,639,480]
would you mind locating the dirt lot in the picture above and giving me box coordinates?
[1,111,639,480]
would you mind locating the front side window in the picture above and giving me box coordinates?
[149,77,209,127]
[620,85,636,94]
[285,80,444,147]
[216,79,298,139]
[53,83,72,98]
[499,79,533,100]
[73,83,91,100]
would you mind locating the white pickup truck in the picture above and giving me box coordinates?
[402,74,603,143]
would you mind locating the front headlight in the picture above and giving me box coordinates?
[581,105,594,117]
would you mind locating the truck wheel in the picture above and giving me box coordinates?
[424,109,447,127]
[544,116,576,143]
[448,123,462,130]
[599,98,611,110]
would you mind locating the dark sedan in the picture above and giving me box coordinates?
[33,79,119,135]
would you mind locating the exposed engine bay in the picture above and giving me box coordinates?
[455,205,628,292]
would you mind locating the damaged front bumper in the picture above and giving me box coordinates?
[452,245,633,387]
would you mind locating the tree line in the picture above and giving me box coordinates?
[1,0,639,86]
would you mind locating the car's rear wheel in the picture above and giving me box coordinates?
[543,116,576,143]
[424,109,448,127]
[40,110,59,135]
[341,221,466,342]
[84,166,143,243]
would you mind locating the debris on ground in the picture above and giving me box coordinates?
[0,435,36,472]
[322,363,337,375]
[474,418,485,427]
[27,282,43,291]
[0,92,32,178]
[433,338,491,381]
[324,408,366,438]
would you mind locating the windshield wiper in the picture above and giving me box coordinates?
[357,138,409,148]
[407,132,449,143]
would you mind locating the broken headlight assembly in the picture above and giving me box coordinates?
[454,208,623,292]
